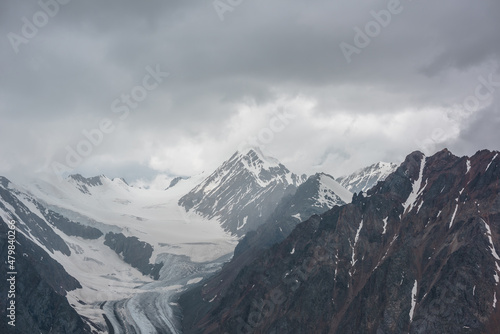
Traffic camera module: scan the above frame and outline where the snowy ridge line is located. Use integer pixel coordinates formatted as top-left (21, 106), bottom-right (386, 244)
top-left (337, 162), bottom-right (398, 193)
top-left (486, 153), bottom-right (499, 172)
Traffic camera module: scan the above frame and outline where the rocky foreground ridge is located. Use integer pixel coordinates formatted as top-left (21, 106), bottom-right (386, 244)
top-left (180, 149), bottom-right (500, 333)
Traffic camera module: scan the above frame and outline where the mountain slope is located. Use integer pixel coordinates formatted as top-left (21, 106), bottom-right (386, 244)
top-left (0, 178), bottom-right (91, 333)
top-left (337, 161), bottom-right (398, 194)
top-left (0, 173), bottom-right (237, 333)
top-left (179, 172), bottom-right (353, 331)
top-left (234, 172), bottom-right (352, 256)
top-left (179, 148), bottom-right (307, 235)
top-left (182, 149), bottom-right (500, 333)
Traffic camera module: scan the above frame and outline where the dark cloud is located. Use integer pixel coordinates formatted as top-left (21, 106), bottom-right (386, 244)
top-left (1, 0), bottom-right (499, 180)
top-left (449, 101), bottom-right (500, 157)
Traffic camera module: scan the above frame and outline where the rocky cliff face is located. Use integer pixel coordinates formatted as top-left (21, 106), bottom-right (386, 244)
top-left (234, 172), bottom-right (351, 257)
top-left (104, 232), bottom-right (163, 279)
top-left (180, 149), bottom-right (500, 333)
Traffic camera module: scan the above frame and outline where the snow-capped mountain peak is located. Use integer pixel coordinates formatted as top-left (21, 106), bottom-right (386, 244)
top-left (179, 150), bottom-right (306, 235)
top-left (237, 147), bottom-right (280, 172)
top-left (337, 161), bottom-right (398, 194)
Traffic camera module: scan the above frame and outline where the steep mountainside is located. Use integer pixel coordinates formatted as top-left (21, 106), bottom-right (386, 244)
top-left (234, 173), bottom-right (352, 257)
top-left (0, 178), bottom-right (91, 333)
top-left (179, 148), bottom-right (307, 235)
top-left (179, 172), bottom-right (353, 331)
top-left (181, 149), bottom-right (500, 334)
top-left (338, 161), bottom-right (398, 194)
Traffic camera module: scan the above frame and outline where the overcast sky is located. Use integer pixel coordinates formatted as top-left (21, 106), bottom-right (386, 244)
top-left (1, 0), bottom-right (500, 183)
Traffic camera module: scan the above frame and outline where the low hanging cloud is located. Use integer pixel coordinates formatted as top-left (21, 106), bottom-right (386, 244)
top-left (1, 0), bottom-right (499, 181)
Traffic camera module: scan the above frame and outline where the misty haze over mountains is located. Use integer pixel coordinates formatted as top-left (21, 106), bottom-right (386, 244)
top-left (0, 147), bottom-right (396, 333)
top-left (1, 147), bottom-right (500, 333)
top-left (2, 1), bottom-right (500, 333)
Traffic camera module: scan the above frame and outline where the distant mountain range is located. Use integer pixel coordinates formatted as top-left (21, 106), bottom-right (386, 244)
top-left (178, 148), bottom-right (395, 236)
top-left (180, 149), bottom-right (500, 334)
top-left (5, 147), bottom-right (494, 333)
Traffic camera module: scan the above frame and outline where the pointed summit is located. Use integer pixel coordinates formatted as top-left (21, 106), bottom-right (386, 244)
top-left (179, 150), bottom-right (306, 235)
top-left (237, 147), bottom-right (280, 167)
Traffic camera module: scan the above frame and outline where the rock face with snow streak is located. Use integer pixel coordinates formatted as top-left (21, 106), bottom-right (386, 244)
top-left (337, 161), bottom-right (398, 194)
top-left (234, 172), bottom-right (352, 257)
top-left (181, 149), bottom-right (500, 334)
top-left (179, 148), bottom-right (307, 235)
top-left (179, 172), bottom-right (353, 321)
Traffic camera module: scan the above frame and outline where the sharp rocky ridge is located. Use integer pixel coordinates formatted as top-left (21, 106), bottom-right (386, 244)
top-left (179, 148), bottom-right (500, 333)
top-left (178, 148), bottom-right (309, 235)
top-left (4, 147), bottom-right (497, 333)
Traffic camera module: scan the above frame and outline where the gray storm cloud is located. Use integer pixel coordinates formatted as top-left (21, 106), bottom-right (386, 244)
top-left (1, 0), bottom-right (499, 180)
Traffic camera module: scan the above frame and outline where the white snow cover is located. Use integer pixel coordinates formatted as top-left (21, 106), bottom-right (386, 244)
top-left (3, 173), bottom-right (238, 333)
top-left (237, 216), bottom-right (248, 230)
top-left (351, 219), bottom-right (363, 268)
top-left (319, 174), bottom-right (353, 204)
top-left (241, 146), bottom-right (280, 169)
top-left (187, 277), bottom-right (203, 285)
top-left (466, 159), bottom-right (471, 174)
top-left (403, 156), bottom-right (427, 214)
top-left (486, 153), bottom-right (499, 171)
top-left (409, 280), bottom-right (418, 322)
top-left (21, 173), bottom-right (237, 263)
top-left (449, 202), bottom-right (459, 229)
top-left (354, 219), bottom-right (363, 244)
top-left (481, 219), bottom-right (500, 261)
top-left (338, 161), bottom-right (398, 193)
top-left (382, 217), bottom-right (388, 235)
top-left (237, 147), bottom-right (287, 188)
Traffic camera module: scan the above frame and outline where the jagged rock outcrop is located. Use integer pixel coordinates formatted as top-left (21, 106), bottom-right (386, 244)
top-left (104, 232), bottom-right (163, 279)
top-left (43, 209), bottom-right (103, 239)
